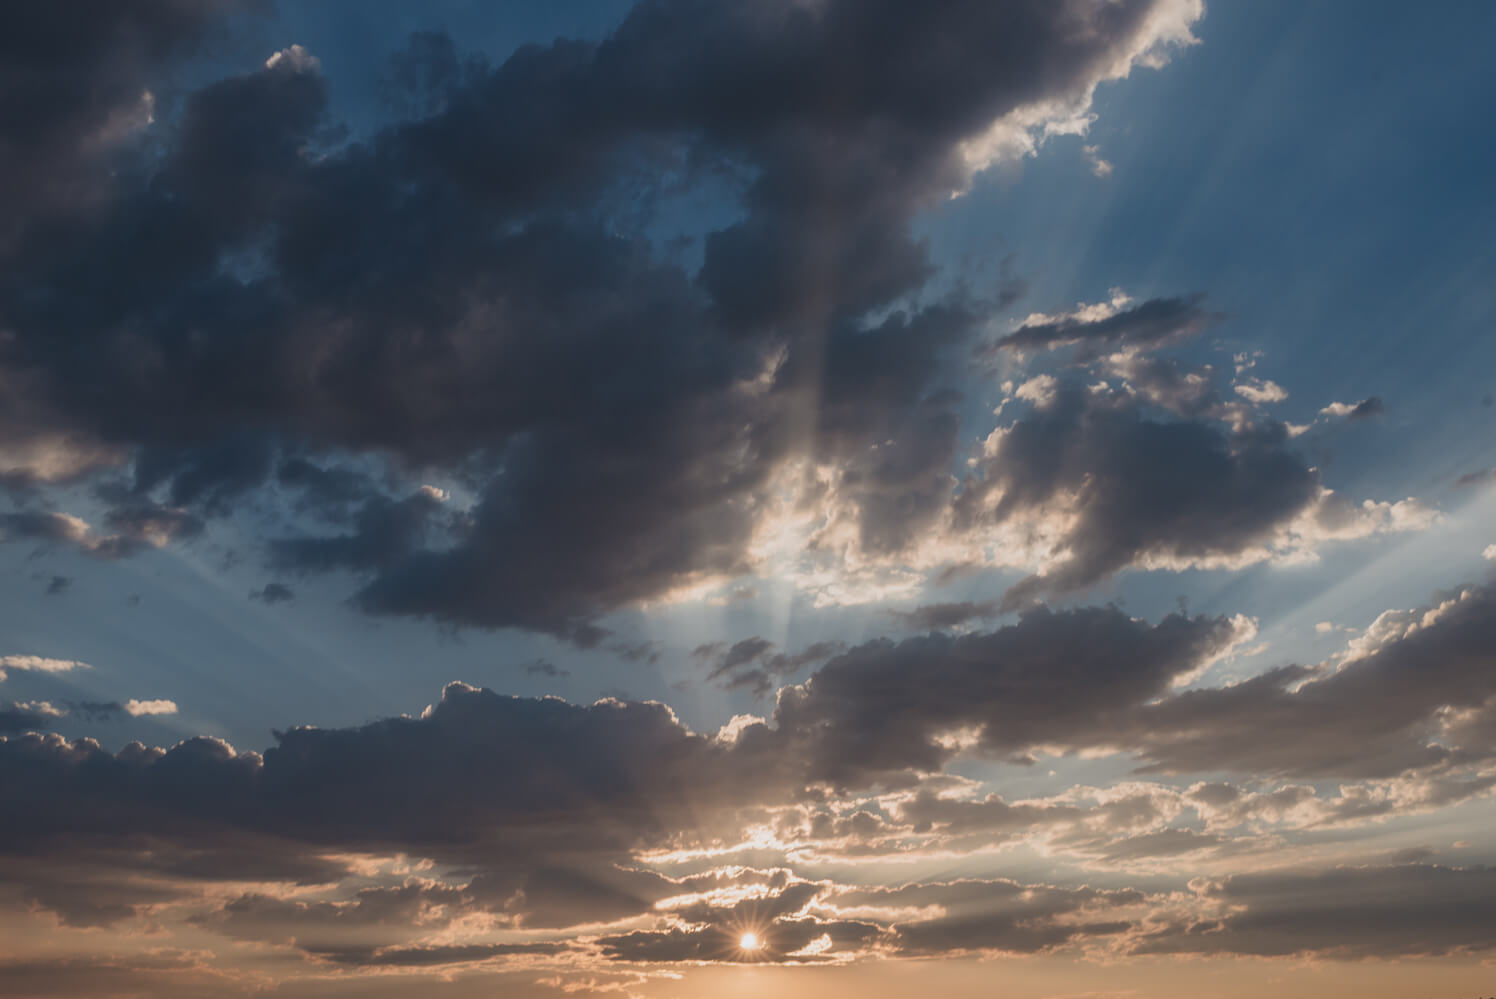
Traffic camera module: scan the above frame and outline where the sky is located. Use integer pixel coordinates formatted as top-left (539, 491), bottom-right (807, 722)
top-left (1, 1), bottom-right (1495, 996)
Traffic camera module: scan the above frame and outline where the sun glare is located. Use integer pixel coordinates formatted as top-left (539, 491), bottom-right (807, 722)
top-left (739, 932), bottom-right (761, 951)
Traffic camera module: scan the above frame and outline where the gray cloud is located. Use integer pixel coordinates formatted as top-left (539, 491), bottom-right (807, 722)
top-left (0, 703), bottom-right (56, 734)
top-left (249, 582), bottom-right (295, 604)
top-left (1134, 864), bottom-right (1496, 958)
top-left (992, 295), bottom-right (1221, 360)
top-left (837, 878), bottom-right (1140, 956)
top-left (0, 0), bottom-right (1212, 640)
top-left (885, 599), bottom-right (1002, 631)
top-left (1122, 582), bottom-right (1496, 778)
top-left (774, 604), bottom-right (1245, 784)
top-left (696, 638), bottom-right (845, 697)
top-left (955, 382), bottom-right (1320, 608)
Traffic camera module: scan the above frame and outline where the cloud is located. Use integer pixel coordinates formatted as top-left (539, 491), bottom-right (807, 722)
top-left (0, 0), bottom-right (262, 244)
top-left (525, 659), bottom-right (571, 679)
top-left (1319, 396), bottom-right (1384, 421)
top-left (993, 294), bottom-right (1220, 359)
top-left (957, 383), bottom-right (1322, 607)
top-left (1119, 582), bottom-right (1496, 777)
top-left (0, 682), bottom-right (803, 930)
top-left (1134, 864), bottom-right (1496, 958)
top-left (249, 582), bottom-right (295, 604)
top-left (695, 638), bottom-right (845, 696)
top-left (0, 506), bottom-right (200, 559)
top-left (839, 878), bottom-right (1140, 956)
top-left (0, 703), bottom-right (59, 734)
top-left (0, 594), bottom-right (1490, 971)
top-left (123, 698), bottom-right (177, 717)
top-left (773, 604), bottom-right (1249, 784)
top-left (598, 880), bottom-right (883, 964)
top-left (59, 698), bottom-right (180, 722)
top-left (1233, 378), bottom-right (1288, 405)
top-left (886, 599), bottom-right (1003, 631)
top-left (0, 655), bottom-right (90, 683)
top-left (0, 0), bottom-right (1209, 640)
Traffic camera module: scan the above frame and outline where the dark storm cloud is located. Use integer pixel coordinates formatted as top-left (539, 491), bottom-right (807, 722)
top-left (1134, 864), bottom-right (1496, 958)
top-left (956, 382), bottom-right (1320, 608)
top-left (774, 604), bottom-right (1245, 784)
top-left (992, 295), bottom-right (1221, 360)
top-left (0, 0), bottom-right (1203, 637)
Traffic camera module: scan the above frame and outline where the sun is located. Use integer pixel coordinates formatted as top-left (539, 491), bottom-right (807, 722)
top-left (739, 931), bottom-right (762, 951)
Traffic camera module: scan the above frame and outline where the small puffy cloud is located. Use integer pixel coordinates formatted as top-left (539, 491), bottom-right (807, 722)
top-left (123, 699), bottom-right (178, 717)
top-left (1233, 378), bottom-right (1288, 404)
top-left (1082, 144), bottom-right (1113, 177)
top-left (264, 44), bottom-right (320, 74)
top-left (1319, 396), bottom-right (1384, 421)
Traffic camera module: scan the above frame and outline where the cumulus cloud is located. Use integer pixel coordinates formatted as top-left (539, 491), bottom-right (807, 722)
top-left (0, 0), bottom-right (1224, 640)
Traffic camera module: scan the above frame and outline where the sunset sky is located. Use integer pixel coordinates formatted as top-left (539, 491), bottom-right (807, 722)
top-left (2, 1), bottom-right (1495, 996)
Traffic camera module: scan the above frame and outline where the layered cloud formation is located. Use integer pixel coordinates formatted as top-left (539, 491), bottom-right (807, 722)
top-left (1, 1), bottom-right (1491, 996)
